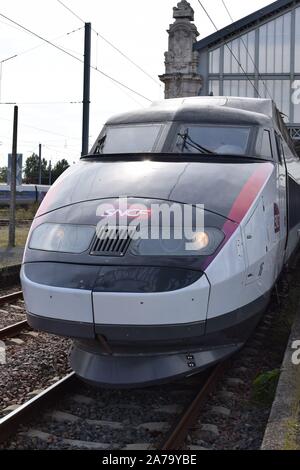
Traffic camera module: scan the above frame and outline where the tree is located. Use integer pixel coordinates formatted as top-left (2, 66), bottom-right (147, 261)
top-left (0, 166), bottom-right (8, 184)
top-left (51, 159), bottom-right (70, 183)
top-left (24, 153), bottom-right (48, 184)
top-left (23, 154), bottom-right (70, 185)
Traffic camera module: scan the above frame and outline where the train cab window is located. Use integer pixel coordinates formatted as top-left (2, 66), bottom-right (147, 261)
top-left (275, 133), bottom-right (284, 164)
top-left (260, 130), bottom-right (273, 159)
top-left (94, 124), bottom-right (163, 154)
top-left (175, 125), bottom-right (251, 156)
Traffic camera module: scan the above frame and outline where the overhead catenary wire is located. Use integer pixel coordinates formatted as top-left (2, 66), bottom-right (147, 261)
top-left (0, 138), bottom-right (81, 161)
top-left (0, 26), bottom-right (84, 64)
top-left (0, 12), bottom-right (152, 103)
top-left (0, 101), bottom-right (82, 105)
top-left (91, 28), bottom-right (162, 87)
top-left (196, 0), bottom-right (261, 98)
top-left (43, 144), bottom-right (77, 157)
top-left (56, 0), bottom-right (85, 23)
top-left (91, 64), bottom-right (152, 102)
top-left (108, 81), bottom-right (148, 108)
top-left (221, 0), bottom-right (234, 22)
top-left (0, 54), bottom-right (18, 65)
top-left (0, 115), bottom-right (80, 140)
top-left (221, 0), bottom-right (273, 101)
top-left (0, 17), bottom-right (28, 34)
top-left (0, 13), bottom-right (83, 63)
top-left (56, 0), bottom-right (161, 87)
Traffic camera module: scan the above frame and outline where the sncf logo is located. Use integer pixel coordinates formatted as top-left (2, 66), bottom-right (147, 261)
top-left (100, 208), bottom-right (151, 218)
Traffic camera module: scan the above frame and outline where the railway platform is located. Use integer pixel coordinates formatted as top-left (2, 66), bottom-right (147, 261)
top-left (0, 247), bottom-right (23, 269)
top-left (261, 304), bottom-right (300, 450)
top-left (0, 260), bottom-right (21, 287)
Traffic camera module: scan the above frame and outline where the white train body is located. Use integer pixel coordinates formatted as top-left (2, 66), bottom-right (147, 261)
top-left (21, 97), bottom-right (300, 386)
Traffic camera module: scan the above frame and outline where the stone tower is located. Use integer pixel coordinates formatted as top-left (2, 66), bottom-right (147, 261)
top-left (159, 1), bottom-right (202, 99)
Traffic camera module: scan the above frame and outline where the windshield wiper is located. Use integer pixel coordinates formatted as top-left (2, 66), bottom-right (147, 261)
top-left (93, 134), bottom-right (107, 154)
top-left (177, 130), bottom-right (217, 155)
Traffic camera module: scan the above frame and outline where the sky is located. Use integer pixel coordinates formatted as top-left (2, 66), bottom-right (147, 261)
top-left (0, 0), bottom-right (274, 168)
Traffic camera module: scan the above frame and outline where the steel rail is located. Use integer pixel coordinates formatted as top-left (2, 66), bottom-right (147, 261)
top-left (160, 362), bottom-right (227, 450)
top-left (0, 320), bottom-right (28, 340)
top-left (0, 372), bottom-right (77, 444)
top-left (0, 291), bottom-right (23, 307)
top-left (0, 291), bottom-right (28, 339)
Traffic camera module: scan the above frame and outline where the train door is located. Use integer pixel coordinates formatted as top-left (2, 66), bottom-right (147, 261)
top-left (244, 196), bottom-right (270, 294)
top-left (274, 133), bottom-right (288, 270)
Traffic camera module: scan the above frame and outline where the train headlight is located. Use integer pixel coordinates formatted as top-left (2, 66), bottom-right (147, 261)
top-left (189, 231), bottom-right (210, 250)
top-left (130, 228), bottom-right (224, 256)
top-left (29, 223), bottom-right (95, 253)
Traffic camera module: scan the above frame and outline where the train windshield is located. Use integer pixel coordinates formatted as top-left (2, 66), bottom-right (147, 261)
top-left (175, 125), bottom-right (251, 156)
top-left (95, 124), bottom-right (163, 154)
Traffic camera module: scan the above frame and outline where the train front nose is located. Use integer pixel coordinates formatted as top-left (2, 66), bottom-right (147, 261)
top-left (20, 198), bottom-right (235, 387)
top-left (21, 262), bottom-right (217, 387)
top-left (20, 263), bottom-right (96, 338)
top-left (71, 267), bottom-right (213, 387)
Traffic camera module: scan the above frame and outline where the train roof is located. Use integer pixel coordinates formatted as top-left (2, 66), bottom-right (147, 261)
top-left (106, 96), bottom-right (278, 128)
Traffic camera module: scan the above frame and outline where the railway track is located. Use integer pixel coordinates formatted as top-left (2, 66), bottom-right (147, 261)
top-left (0, 291), bottom-right (29, 339)
top-left (0, 261), bottom-right (298, 450)
top-left (0, 373), bottom-right (77, 445)
top-left (0, 364), bottom-right (226, 450)
top-left (161, 362), bottom-right (227, 450)
top-left (0, 288), bottom-right (229, 450)
top-left (0, 320), bottom-right (29, 340)
top-left (0, 291), bottom-right (23, 307)
top-left (0, 283), bottom-right (296, 451)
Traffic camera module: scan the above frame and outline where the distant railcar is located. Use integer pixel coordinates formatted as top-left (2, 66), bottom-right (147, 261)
top-left (0, 184), bottom-right (50, 206)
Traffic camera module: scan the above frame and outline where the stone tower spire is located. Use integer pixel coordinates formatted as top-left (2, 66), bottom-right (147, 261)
top-left (159, 1), bottom-right (202, 99)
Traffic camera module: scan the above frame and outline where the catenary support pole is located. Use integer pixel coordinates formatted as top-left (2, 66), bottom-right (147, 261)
top-left (48, 160), bottom-right (52, 185)
top-left (38, 143), bottom-right (42, 184)
top-left (8, 105), bottom-right (18, 247)
top-left (81, 22), bottom-right (91, 156)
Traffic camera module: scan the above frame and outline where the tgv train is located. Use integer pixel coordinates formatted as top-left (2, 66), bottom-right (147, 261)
top-left (0, 184), bottom-right (50, 206)
top-left (21, 97), bottom-right (300, 387)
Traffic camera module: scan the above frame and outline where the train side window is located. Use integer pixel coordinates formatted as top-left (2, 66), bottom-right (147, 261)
top-left (260, 130), bottom-right (273, 159)
top-left (275, 133), bottom-right (284, 164)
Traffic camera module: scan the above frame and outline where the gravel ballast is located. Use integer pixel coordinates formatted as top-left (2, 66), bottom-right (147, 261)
top-left (0, 297), bottom-right (26, 329)
top-left (2, 377), bottom-right (205, 450)
top-left (1, 262), bottom-right (300, 450)
top-left (187, 261), bottom-right (300, 450)
top-left (0, 285), bottom-right (21, 297)
top-left (0, 332), bottom-right (71, 417)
